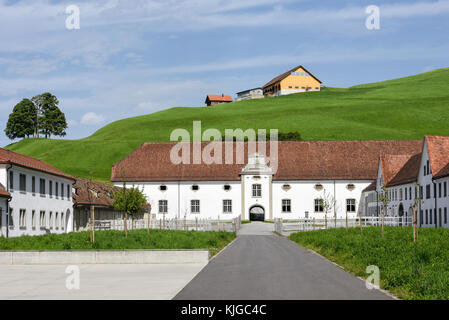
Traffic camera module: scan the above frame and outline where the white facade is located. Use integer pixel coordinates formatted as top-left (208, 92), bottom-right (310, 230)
top-left (235, 88), bottom-right (264, 101)
top-left (365, 138), bottom-right (449, 228)
top-left (0, 164), bottom-right (74, 238)
top-left (114, 154), bottom-right (370, 221)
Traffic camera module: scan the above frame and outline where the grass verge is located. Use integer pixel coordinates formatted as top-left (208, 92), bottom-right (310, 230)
top-left (289, 226), bottom-right (449, 300)
top-left (0, 229), bottom-right (236, 257)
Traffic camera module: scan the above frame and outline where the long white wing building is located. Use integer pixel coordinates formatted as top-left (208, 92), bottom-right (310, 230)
top-left (0, 148), bottom-right (75, 237)
top-left (111, 140), bottom-right (423, 221)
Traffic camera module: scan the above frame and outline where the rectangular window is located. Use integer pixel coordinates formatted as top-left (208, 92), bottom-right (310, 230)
top-left (40, 211), bottom-right (46, 229)
top-left (61, 183), bottom-right (64, 199)
top-left (61, 213), bottom-right (64, 230)
top-left (445, 208), bottom-right (447, 224)
top-left (158, 200), bottom-right (168, 213)
top-left (427, 160), bottom-right (430, 175)
top-left (55, 212), bottom-right (59, 229)
top-left (191, 200), bottom-right (200, 213)
top-left (346, 199), bottom-right (356, 212)
top-left (49, 181), bottom-right (53, 197)
top-left (426, 184), bottom-right (431, 199)
top-left (430, 209), bottom-right (433, 224)
top-left (67, 185), bottom-right (71, 200)
top-left (405, 188), bottom-right (407, 201)
top-left (40, 179), bottom-right (46, 196)
top-left (56, 182), bottom-right (59, 198)
top-left (439, 183), bottom-right (442, 198)
top-left (19, 174), bottom-right (26, 192)
top-left (32, 210), bottom-right (36, 229)
top-left (223, 200), bottom-right (232, 213)
top-left (49, 212), bottom-right (53, 229)
top-left (8, 208), bottom-right (13, 226)
top-left (282, 199), bottom-right (291, 213)
top-left (32, 176), bottom-right (36, 194)
top-left (252, 184), bottom-right (262, 197)
top-left (445, 182), bottom-right (448, 197)
top-left (19, 209), bottom-right (26, 229)
top-left (9, 171), bottom-right (13, 190)
top-left (425, 209), bottom-right (428, 224)
top-left (314, 199), bottom-right (324, 212)
top-left (399, 189), bottom-right (403, 201)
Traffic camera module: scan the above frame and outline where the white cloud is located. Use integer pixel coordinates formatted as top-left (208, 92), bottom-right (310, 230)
top-left (80, 112), bottom-right (105, 125)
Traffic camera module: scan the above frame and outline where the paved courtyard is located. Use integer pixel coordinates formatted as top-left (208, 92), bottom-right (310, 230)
top-left (0, 263), bottom-right (206, 300)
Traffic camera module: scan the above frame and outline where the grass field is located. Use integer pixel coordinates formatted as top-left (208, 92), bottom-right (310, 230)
top-left (5, 68), bottom-right (449, 182)
top-left (289, 227), bottom-right (449, 300)
top-left (0, 229), bottom-right (236, 256)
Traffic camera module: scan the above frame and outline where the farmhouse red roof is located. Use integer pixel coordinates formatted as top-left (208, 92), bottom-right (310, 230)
top-left (111, 140), bottom-right (423, 182)
top-left (380, 153), bottom-right (421, 187)
top-left (425, 136), bottom-right (449, 179)
top-left (73, 178), bottom-right (121, 208)
top-left (0, 148), bottom-right (75, 181)
top-left (206, 95), bottom-right (233, 102)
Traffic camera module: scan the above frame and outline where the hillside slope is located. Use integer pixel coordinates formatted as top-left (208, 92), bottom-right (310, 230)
top-left (5, 68), bottom-right (449, 183)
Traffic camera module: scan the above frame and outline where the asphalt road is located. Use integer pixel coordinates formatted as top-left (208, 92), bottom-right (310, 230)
top-left (174, 222), bottom-right (392, 300)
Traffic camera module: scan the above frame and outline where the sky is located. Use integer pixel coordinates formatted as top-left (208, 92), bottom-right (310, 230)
top-left (0, 0), bottom-right (448, 146)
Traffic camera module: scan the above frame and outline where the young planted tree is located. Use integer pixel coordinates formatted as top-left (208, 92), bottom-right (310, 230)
top-left (319, 189), bottom-right (336, 229)
top-left (378, 186), bottom-right (391, 237)
top-left (411, 182), bottom-right (424, 243)
top-left (112, 182), bottom-right (147, 238)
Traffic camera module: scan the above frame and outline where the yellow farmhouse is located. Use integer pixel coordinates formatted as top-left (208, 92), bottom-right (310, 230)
top-left (262, 65), bottom-right (322, 97)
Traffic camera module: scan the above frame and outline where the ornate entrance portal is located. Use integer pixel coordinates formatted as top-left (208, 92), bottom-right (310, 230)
top-left (249, 205), bottom-right (265, 221)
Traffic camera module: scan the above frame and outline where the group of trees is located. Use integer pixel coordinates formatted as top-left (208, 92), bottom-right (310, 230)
top-left (5, 92), bottom-right (68, 140)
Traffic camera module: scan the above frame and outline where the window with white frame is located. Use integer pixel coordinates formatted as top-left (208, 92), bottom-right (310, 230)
top-left (191, 200), bottom-right (200, 213)
top-left (67, 184), bottom-right (71, 200)
top-left (61, 212), bottom-right (64, 230)
top-left (8, 208), bottom-right (13, 226)
top-left (32, 176), bottom-right (36, 194)
top-left (49, 181), bottom-right (53, 197)
top-left (159, 200), bottom-right (168, 213)
top-left (32, 210), bottom-right (36, 229)
top-left (55, 212), bottom-right (59, 229)
top-left (314, 199), bottom-right (324, 212)
top-left (282, 199), bottom-right (291, 213)
top-left (56, 182), bottom-right (59, 198)
top-left (19, 209), bottom-right (26, 229)
top-left (49, 212), bottom-right (53, 229)
top-left (223, 200), bottom-right (232, 213)
top-left (346, 199), bottom-right (356, 212)
top-left (9, 171), bottom-right (14, 190)
top-left (40, 178), bottom-right (45, 196)
top-left (252, 184), bottom-right (262, 197)
top-left (19, 174), bottom-right (26, 192)
top-left (40, 211), bottom-right (45, 229)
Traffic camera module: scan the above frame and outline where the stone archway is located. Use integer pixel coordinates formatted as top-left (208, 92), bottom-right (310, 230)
top-left (249, 205), bottom-right (265, 221)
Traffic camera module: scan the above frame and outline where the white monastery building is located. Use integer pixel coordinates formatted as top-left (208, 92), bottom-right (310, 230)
top-left (0, 148), bottom-right (75, 238)
top-left (111, 140), bottom-right (423, 222)
top-left (363, 136), bottom-right (449, 228)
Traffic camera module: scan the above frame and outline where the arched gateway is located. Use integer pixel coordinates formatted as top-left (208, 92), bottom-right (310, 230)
top-left (249, 205), bottom-right (265, 221)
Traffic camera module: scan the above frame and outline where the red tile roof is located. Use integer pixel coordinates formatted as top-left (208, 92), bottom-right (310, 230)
top-left (205, 95), bottom-right (233, 103)
top-left (425, 136), bottom-right (449, 179)
top-left (73, 178), bottom-right (121, 208)
top-left (0, 183), bottom-right (11, 198)
top-left (262, 65), bottom-right (322, 89)
top-left (0, 148), bottom-right (75, 181)
top-left (73, 178), bottom-right (150, 212)
top-left (111, 140), bottom-right (423, 182)
top-left (380, 153), bottom-right (421, 187)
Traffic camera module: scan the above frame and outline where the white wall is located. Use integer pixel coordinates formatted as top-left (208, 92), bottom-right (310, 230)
top-left (0, 165), bottom-right (74, 237)
top-left (115, 179), bottom-right (371, 221)
top-left (116, 181), bottom-right (242, 220)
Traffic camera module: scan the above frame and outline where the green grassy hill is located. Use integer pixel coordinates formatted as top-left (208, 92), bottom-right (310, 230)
top-left (5, 67), bottom-right (449, 183)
